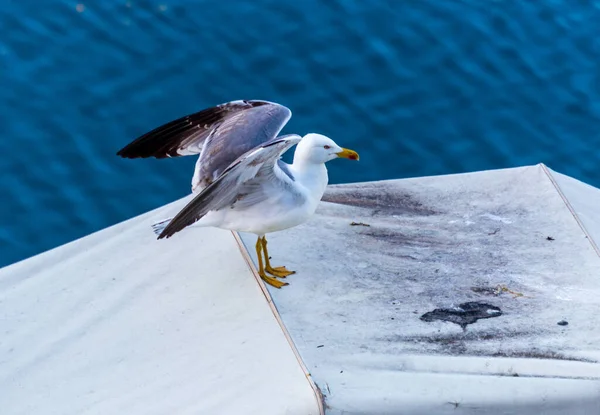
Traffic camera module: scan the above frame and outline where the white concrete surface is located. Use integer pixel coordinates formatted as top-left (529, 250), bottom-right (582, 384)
top-left (0, 197), bottom-right (320, 415)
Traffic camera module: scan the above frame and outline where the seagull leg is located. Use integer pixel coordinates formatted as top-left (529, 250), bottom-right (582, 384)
top-left (261, 236), bottom-right (296, 278)
top-left (255, 237), bottom-right (288, 288)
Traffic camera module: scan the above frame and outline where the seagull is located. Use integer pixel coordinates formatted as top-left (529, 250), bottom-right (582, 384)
top-left (117, 100), bottom-right (359, 288)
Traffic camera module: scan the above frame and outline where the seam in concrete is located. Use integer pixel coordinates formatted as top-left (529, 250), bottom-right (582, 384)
top-left (232, 231), bottom-right (325, 415)
top-left (540, 163), bottom-right (600, 258)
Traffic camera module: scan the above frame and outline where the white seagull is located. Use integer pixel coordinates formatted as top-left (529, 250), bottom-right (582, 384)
top-left (117, 100), bottom-right (359, 288)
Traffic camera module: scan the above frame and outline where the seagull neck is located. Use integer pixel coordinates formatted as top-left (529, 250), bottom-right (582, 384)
top-left (290, 160), bottom-right (329, 197)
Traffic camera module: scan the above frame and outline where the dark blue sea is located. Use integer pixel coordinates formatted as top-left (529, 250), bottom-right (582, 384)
top-left (1, 0), bottom-right (599, 267)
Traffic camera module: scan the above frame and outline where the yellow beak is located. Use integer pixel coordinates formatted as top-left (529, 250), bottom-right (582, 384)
top-left (336, 148), bottom-right (359, 161)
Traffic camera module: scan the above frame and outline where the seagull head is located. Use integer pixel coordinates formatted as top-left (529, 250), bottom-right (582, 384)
top-left (296, 133), bottom-right (360, 164)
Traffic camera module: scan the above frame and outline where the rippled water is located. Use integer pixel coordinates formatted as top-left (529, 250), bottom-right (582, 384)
top-left (1, 1), bottom-right (599, 267)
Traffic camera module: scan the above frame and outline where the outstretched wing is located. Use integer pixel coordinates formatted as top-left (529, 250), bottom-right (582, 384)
top-left (158, 134), bottom-right (302, 239)
top-left (117, 100), bottom-right (292, 189)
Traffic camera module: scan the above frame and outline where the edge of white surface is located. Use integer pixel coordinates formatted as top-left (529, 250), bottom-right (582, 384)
top-left (324, 369), bottom-right (600, 415)
top-left (543, 164), bottom-right (600, 257)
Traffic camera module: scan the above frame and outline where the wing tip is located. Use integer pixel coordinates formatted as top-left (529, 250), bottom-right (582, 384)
top-left (116, 145), bottom-right (171, 159)
top-left (157, 226), bottom-right (171, 239)
top-left (116, 148), bottom-right (133, 158)
top-left (157, 225), bottom-right (177, 240)
top-left (116, 144), bottom-right (141, 159)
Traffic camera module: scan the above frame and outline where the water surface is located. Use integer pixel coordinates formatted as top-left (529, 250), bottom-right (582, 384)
top-left (1, 0), bottom-right (599, 266)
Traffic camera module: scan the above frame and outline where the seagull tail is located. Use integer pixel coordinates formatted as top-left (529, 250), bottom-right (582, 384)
top-left (151, 218), bottom-right (172, 236)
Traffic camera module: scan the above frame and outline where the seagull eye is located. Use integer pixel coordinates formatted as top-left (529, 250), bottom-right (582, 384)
top-left (324, 145), bottom-right (331, 149)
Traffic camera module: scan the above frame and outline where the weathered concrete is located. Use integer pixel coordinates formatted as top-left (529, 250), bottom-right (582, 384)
top-left (240, 164), bottom-right (600, 414)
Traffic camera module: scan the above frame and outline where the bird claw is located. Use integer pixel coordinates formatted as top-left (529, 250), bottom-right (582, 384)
top-left (259, 273), bottom-right (289, 288)
top-left (266, 266), bottom-right (296, 278)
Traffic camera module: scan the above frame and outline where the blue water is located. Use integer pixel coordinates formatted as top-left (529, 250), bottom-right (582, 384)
top-left (1, 0), bottom-right (599, 267)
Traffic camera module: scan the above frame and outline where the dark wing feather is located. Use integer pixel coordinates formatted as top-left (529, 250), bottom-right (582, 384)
top-left (158, 135), bottom-right (301, 239)
top-left (116, 100), bottom-right (291, 160)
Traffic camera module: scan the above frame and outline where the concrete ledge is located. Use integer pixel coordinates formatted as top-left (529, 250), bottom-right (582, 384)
top-left (2, 164), bottom-right (599, 414)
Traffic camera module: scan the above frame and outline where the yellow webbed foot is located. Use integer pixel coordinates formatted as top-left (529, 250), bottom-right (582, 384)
top-left (256, 235), bottom-right (292, 288)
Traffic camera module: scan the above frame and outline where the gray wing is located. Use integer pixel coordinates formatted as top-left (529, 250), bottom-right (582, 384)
top-left (117, 99), bottom-right (292, 188)
top-left (158, 134), bottom-right (302, 239)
